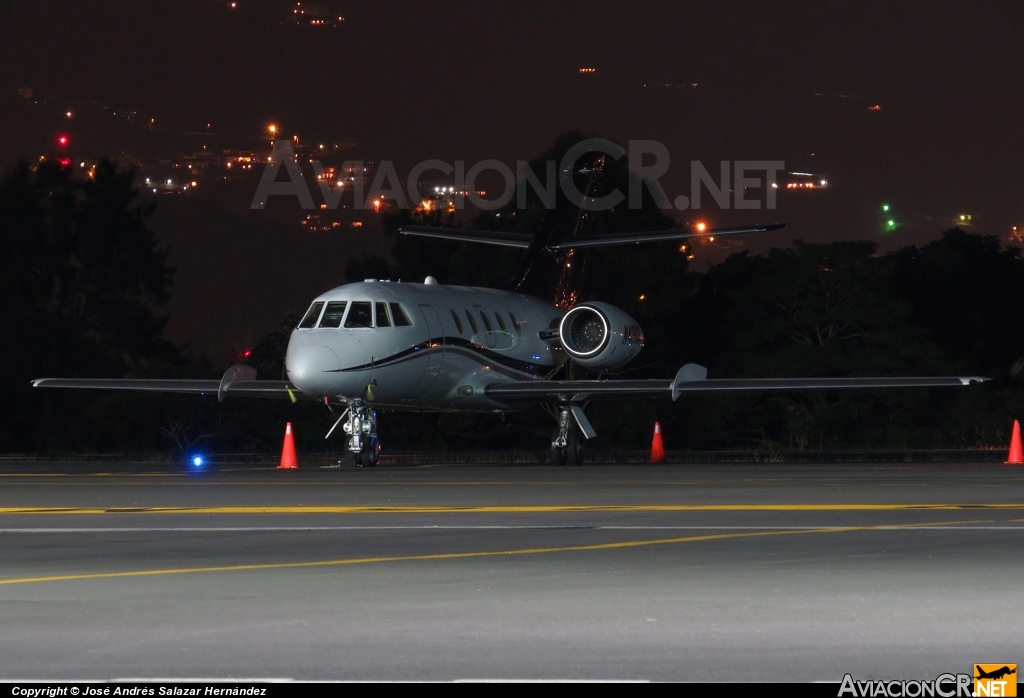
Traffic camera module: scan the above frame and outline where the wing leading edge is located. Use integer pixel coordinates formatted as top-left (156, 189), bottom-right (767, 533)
top-left (32, 365), bottom-right (305, 401)
top-left (483, 364), bottom-right (988, 403)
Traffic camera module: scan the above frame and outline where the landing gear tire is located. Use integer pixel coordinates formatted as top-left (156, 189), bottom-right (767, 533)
top-left (551, 427), bottom-right (585, 466)
top-left (350, 437), bottom-right (380, 467)
top-left (363, 437), bottom-right (380, 467)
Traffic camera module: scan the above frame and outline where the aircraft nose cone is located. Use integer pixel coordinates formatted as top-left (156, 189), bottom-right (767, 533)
top-left (286, 344), bottom-right (342, 394)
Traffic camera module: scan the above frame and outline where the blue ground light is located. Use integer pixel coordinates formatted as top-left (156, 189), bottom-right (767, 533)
top-left (188, 454), bottom-right (206, 470)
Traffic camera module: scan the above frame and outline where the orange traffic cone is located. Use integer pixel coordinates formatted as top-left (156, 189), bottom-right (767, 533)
top-left (650, 422), bottom-right (666, 463)
top-left (278, 422), bottom-right (299, 469)
top-left (1006, 420), bottom-right (1023, 465)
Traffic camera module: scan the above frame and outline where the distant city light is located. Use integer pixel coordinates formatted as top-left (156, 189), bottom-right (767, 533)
top-left (65, 111), bottom-right (73, 118)
top-left (695, 221), bottom-right (708, 233)
top-left (882, 204), bottom-right (890, 212)
top-left (578, 67), bottom-right (596, 74)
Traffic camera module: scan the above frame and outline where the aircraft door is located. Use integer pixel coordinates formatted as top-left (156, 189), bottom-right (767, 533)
top-left (413, 304), bottom-right (445, 394)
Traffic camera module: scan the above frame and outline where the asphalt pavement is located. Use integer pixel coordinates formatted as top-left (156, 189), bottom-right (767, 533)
top-left (1, 461), bottom-right (1021, 681)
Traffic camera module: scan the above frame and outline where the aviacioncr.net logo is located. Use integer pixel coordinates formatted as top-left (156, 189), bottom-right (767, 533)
top-left (838, 673), bottom-right (973, 697)
top-left (974, 665), bottom-right (1017, 697)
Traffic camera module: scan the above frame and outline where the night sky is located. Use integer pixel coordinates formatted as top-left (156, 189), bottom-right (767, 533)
top-left (3, 0), bottom-right (1022, 361)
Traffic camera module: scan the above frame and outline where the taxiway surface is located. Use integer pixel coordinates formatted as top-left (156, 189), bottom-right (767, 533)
top-left (1, 462), bottom-right (1021, 681)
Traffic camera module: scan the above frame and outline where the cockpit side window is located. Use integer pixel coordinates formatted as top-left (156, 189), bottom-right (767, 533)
top-left (375, 302), bottom-right (391, 327)
top-left (509, 312), bottom-right (521, 336)
top-left (494, 311), bottom-right (507, 332)
top-left (451, 309), bottom-right (463, 334)
top-left (298, 302), bottom-right (325, 328)
top-left (478, 310), bottom-right (493, 332)
top-left (344, 301), bottom-right (373, 328)
top-left (390, 303), bottom-right (412, 326)
top-left (318, 301), bottom-right (348, 328)
top-left (465, 310), bottom-right (478, 333)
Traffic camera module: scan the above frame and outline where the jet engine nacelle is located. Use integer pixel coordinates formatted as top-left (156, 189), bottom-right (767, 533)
top-left (558, 302), bottom-right (644, 369)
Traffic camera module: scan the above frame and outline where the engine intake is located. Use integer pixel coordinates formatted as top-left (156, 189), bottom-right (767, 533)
top-left (558, 302), bottom-right (644, 369)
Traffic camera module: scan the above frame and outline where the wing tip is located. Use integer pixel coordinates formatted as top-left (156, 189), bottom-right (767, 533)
top-left (961, 376), bottom-right (990, 385)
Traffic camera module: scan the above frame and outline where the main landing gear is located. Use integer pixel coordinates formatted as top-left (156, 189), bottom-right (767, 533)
top-left (551, 406), bottom-right (586, 466)
top-left (338, 404), bottom-right (380, 467)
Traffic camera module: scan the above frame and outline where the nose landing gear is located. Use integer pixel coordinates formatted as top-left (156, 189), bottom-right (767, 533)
top-left (340, 404), bottom-right (380, 467)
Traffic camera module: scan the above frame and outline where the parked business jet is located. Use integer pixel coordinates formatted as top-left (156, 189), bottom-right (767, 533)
top-left (33, 157), bottom-right (986, 465)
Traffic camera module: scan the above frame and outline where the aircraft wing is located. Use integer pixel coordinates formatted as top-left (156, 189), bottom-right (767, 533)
top-left (397, 225), bottom-right (533, 248)
top-left (32, 365), bottom-right (307, 402)
top-left (484, 364), bottom-right (988, 403)
top-left (546, 223), bottom-right (787, 250)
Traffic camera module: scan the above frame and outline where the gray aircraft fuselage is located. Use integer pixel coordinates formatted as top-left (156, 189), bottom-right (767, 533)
top-left (285, 280), bottom-right (566, 410)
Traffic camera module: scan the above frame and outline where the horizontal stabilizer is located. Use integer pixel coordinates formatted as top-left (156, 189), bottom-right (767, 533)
top-left (398, 225), bottom-right (533, 248)
top-left (546, 224), bottom-right (787, 250)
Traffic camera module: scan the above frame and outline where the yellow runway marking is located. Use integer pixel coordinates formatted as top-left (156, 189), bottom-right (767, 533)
top-left (0, 519), bottom-right (986, 586)
top-left (0, 480), bottom-right (714, 487)
top-left (0, 504), bottom-right (1023, 515)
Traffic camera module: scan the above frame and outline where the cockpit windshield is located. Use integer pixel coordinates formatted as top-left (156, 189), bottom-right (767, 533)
top-left (318, 301), bottom-right (348, 328)
top-left (298, 302), bottom-right (324, 328)
top-left (300, 299), bottom-right (412, 329)
top-left (344, 301), bottom-right (373, 328)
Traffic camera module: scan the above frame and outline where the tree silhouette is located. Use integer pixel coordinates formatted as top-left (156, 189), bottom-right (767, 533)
top-left (0, 159), bottom-right (178, 452)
